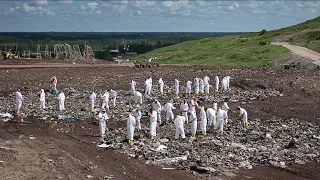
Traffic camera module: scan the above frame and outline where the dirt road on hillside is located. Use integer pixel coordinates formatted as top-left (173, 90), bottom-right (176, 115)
top-left (271, 42), bottom-right (320, 66)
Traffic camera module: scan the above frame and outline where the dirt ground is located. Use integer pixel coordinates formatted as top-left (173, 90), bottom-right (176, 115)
top-left (0, 64), bottom-right (320, 180)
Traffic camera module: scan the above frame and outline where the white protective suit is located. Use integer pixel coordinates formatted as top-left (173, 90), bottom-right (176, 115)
top-left (226, 76), bottom-right (231, 90)
top-left (130, 80), bottom-right (136, 94)
top-left (57, 92), bottom-right (65, 111)
top-left (152, 100), bottom-right (162, 124)
top-left (164, 102), bottom-right (176, 121)
top-left (222, 102), bottom-right (229, 124)
top-left (199, 78), bottom-right (204, 94)
top-left (215, 76), bottom-right (219, 92)
top-left (147, 77), bottom-right (153, 95)
top-left (150, 110), bottom-right (158, 136)
top-left (40, 89), bottom-right (46, 109)
top-left (186, 80), bottom-right (192, 95)
top-left (174, 79), bottom-right (180, 96)
top-left (206, 108), bottom-right (216, 127)
top-left (98, 111), bottom-right (109, 136)
top-left (199, 107), bottom-right (207, 134)
top-left (239, 107), bottom-right (248, 124)
top-left (127, 114), bottom-right (136, 140)
top-left (189, 111), bottom-right (197, 136)
top-left (180, 101), bottom-right (189, 123)
top-left (204, 76), bottom-right (210, 94)
top-left (133, 109), bottom-right (142, 130)
top-left (189, 99), bottom-right (198, 113)
top-left (89, 92), bottom-right (96, 110)
top-left (215, 108), bottom-right (226, 133)
top-left (145, 78), bottom-right (151, 95)
top-left (194, 78), bottom-right (200, 95)
top-left (158, 78), bottom-right (164, 95)
top-left (175, 115), bottom-right (186, 139)
top-left (109, 89), bottom-right (117, 107)
top-left (221, 77), bottom-right (227, 91)
top-left (213, 102), bottom-right (218, 111)
top-left (15, 91), bottom-right (23, 111)
top-left (101, 91), bottom-right (110, 110)
top-left (134, 91), bottom-right (143, 104)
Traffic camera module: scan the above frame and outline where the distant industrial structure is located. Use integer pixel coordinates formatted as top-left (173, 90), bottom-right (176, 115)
top-left (0, 43), bottom-right (95, 60)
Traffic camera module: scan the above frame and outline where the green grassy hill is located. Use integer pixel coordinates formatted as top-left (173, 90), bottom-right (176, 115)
top-left (133, 16), bottom-right (320, 66)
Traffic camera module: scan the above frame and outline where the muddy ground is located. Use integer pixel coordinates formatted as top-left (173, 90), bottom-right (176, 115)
top-left (0, 64), bottom-right (320, 180)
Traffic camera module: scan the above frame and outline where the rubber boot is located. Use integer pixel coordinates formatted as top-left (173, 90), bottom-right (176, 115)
top-left (202, 130), bottom-right (206, 135)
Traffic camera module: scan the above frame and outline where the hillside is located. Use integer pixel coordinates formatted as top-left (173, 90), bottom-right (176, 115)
top-left (133, 16), bottom-right (320, 66)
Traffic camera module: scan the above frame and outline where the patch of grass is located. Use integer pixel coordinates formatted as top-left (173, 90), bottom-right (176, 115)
top-left (134, 35), bottom-right (289, 66)
top-left (133, 16), bottom-right (320, 66)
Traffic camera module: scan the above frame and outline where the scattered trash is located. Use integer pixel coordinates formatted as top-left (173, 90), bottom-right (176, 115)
top-left (104, 175), bottom-right (114, 179)
top-left (190, 165), bottom-right (216, 174)
top-left (97, 143), bottom-right (111, 148)
top-left (29, 136), bottom-right (35, 140)
top-left (86, 175), bottom-right (93, 179)
top-left (162, 167), bottom-right (175, 170)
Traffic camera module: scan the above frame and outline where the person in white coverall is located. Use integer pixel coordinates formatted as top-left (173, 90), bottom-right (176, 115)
top-left (39, 89), bottom-right (46, 109)
top-left (101, 91), bottom-right (110, 111)
top-left (215, 76), bottom-right (219, 92)
top-left (215, 107), bottom-right (226, 134)
top-left (109, 89), bottom-right (117, 108)
top-left (238, 106), bottom-right (248, 127)
top-left (221, 77), bottom-right (227, 92)
top-left (145, 78), bottom-right (151, 95)
top-left (189, 98), bottom-right (198, 114)
top-left (189, 111), bottom-right (197, 137)
top-left (57, 92), bottom-right (65, 111)
top-left (204, 76), bottom-right (210, 94)
top-left (148, 76), bottom-right (153, 95)
top-left (186, 80), bottom-right (192, 95)
top-left (149, 109), bottom-right (158, 139)
top-left (175, 115), bottom-right (186, 140)
top-left (180, 100), bottom-right (189, 124)
top-left (206, 107), bottom-right (216, 128)
top-left (89, 91), bottom-right (96, 112)
top-left (15, 90), bottom-right (23, 113)
top-left (133, 108), bottom-right (142, 130)
top-left (164, 101), bottom-right (175, 122)
top-left (152, 100), bottom-right (162, 124)
top-left (213, 101), bottom-right (218, 111)
top-left (199, 106), bottom-right (207, 135)
top-left (134, 91), bottom-right (143, 104)
top-left (158, 78), bottom-right (164, 95)
top-left (175, 79), bottom-right (180, 96)
top-left (199, 78), bottom-right (204, 94)
top-left (127, 114), bottom-right (136, 145)
top-left (226, 76), bottom-right (231, 90)
top-left (130, 80), bottom-right (136, 95)
top-left (222, 99), bottom-right (229, 125)
top-left (194, 78), bottom-right (200, 95)
top-left (98, 108), bottom-right (109, 137)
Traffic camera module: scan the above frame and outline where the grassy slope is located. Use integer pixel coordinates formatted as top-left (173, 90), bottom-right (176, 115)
top-left (133, 16), bottom-right (320, 66)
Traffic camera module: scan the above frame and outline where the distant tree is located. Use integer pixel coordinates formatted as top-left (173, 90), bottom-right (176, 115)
top-left (259, 41), bottom-right (267, 45)
top-left (95, 50), bottom-right (113, 61)
top-left (259, 29), bottom-right (267, 35)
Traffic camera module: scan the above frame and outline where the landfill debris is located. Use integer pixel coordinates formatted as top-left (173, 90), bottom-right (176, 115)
top-left (86, 175), bottom-right (93, 179)
top-left (0, 68), bottom-right (319, 177)
top-left (162, 167), bottom-right (175, 170)
top-left (104, 175), bottom-right (114, 179)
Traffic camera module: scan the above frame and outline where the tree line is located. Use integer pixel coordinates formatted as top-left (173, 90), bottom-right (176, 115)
top-left (0, 32), bottom-right (246, 60)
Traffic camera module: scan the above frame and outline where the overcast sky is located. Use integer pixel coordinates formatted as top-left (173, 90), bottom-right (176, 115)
top-left (0, 0), bottom-right (319, 32)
